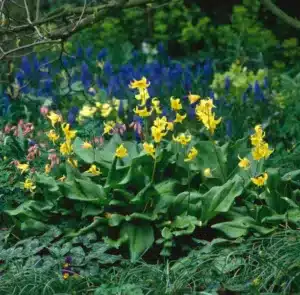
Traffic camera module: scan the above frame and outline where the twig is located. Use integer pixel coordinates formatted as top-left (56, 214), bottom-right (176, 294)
top-left (23, 0), bottom-right (44, 39)
top-left (261, 0), bottom-right (300, 30)
top-left (71, 0), bottom-right (87, 32)
top-left (35, 0), bottom-right (40, 20)
top-left (0, 39), bottom-right (61, 60)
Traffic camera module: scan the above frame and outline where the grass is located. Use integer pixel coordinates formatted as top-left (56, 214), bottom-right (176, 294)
top-left (1, 229), bottom-right (300, 295)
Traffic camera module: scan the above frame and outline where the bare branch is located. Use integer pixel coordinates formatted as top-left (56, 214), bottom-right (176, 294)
top-left (23, 0), bottom-right (44, 39)
top-left (261, 0), bottom-right (300, 30)
top-left (35, 0), bottom-right (40, 20)
top-left (0, 40), bottom-right (62, 60)
top-left (71, 0), bottom-right (87, 32)
top-left (0, 0), bottom-right (164, 62)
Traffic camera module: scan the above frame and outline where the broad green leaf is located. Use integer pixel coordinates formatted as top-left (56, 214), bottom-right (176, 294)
top-left (282, 169), bottom-right (300, 181)
top-left (73, 137), bottom-right (95, 163)
top-left (120, 223), bottom-right (154, 262)
top-left (35, 173), bottom-right (59, 192)
top-left (201, 175), bottom-right (244, 223)
top-left (212, 216), bottom-right (274, 238)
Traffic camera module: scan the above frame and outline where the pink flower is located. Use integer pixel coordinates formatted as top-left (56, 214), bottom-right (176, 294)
top-left (4, 124), bottom-right (12, 134)
top-left (48, 153), bottom-right (60, 168)
top-left (40, 106), bottom-right (49, 116)
top-left (10, 160), bottom-right (20, 166)
top-left (26, 144), bottom-right (40, 161)
top-left (93, 136), bottom-right (104, 145)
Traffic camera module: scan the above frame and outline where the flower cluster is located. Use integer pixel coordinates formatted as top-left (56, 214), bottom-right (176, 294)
top-left (61, 256), bottom-right (79, 280)
top-left (195, 98), bottom-right (222, 134)
top-left (250, 125), bottom-right (273, 161)
top-left (4, 120), bottom-right (34, 137)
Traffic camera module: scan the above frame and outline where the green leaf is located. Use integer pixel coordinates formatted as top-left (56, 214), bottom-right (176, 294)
top-left (162, 227), bottom-right (173, 239)
top-left (120, 223), bottom-right (154, 262)
top-left (73, 137), bottom-right (95, 163)
top-left (212, 216), bottom-right (274, 238)
top-left (63, 179), bottom-right (107, 204)
top-left (282, 169), bottom-right (300, 181)
top-left (35, 173), bottom-right (59, 192)
top-left (193, 141), bottom-right (228, 180)
top-left (201, 175), bottom-right (244, 223)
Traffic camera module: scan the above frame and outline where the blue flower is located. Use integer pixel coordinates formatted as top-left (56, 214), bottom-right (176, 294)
top-left (43, 79), bottom-right (53, 96)
top-left (81, 62), bottom-right (92, 89)
top-left (103, 61), bottom-right (113, 76)
top-left (21, 56), bottom-right (31, 76)
top-left (225, 76), bottom-right (230, 92)
top-left (15, 71), bottom-right (25, 86)
top-left (85, 46), bottom-right (93, 59)
top-left (187, 105), bottom-right (196, 119)
top-left (97, 48), bottom-right (108, 61)
top-left (203, 59), bottom-right (213, 79)
top-left (76, 46), bottom-right (84, 59)
top-left (254, 81), bottom-right (265, 101)
top-left (67, 106), bottom-right (79, 126)
top-left (157, 42), bottom-right (165, 55)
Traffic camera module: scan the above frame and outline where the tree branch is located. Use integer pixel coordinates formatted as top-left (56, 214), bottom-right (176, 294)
top-left (0, 40), bottom-right (61, 60)
top-left (261, 0), bottom-right (300, 30)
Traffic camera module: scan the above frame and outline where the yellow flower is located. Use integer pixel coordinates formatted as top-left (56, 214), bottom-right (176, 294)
top-left (60, 141), bottom-right (72, 155)
top-left (184, 147), bottom-right (198, 162)
top-left (152, 98), bottom-right (162, 114)
top-left (238, 155), bottom-right (250, 169)
top-left (45, 164), bottom-right (51, 174)
top-left (21, 178), bottom-right (36, 192)
top-left (17, 162), bottom-right (29, 174)
top-left (82, 141), bottom-right (92, 149)
top-left (133, 106), bottom-right (153, 117)
top-left (115, 144), bottom-right (128, 158)
top-left (135, 89), bottom-right (150, 106)
top-left (188, 93), bottom-right (200, 104)
top-left (101, 103), bottom-right (112, 117)
top-left (63, 273), bottom-right (69, 280)
top-left (172, 133), bottom-right (192, 145)
top-left (252, 142), bottom-right (274, 161)
top-left (129, 77), bottom-right (150, 90)
top-left (62, 123), bottom-right (77, 141)
top-left (95, 102), bottom-right (102, 109)
top-left (143, 142), bottom-right (156, 158)
top-left (174, 113), bottom-right (186, 123)
top-left (79, 105), bottom-right (97, 118)
top-left (170, 97), bottom-right (182, 111)
top-left (250, 125), bottom-right (265, 146)
top-left (251, 173), bottom-right (268, 187)
top-left (47, 111), bottom-right (62, 127)
top-left (58, 175), bottom-right (66, 182)
top-left (203, 168), bottom-right (212, 177)
top-left (86, 164), bottom-right (101, 175)
top-left (195, 99), bottom-right (221, 134)
top-left (166, 121), bottom-right (174, 131)
top-left (112, 98), bottom-right (121, 111)
top-left (151, 126), bottom-right (167, 143)
top-left (46, 129), bottom-right (60, 143)
top-left (153, 116), bottom-right (168, 130)
top-left (103, 121), bottom-right (116, 135)
top-left (67, 158), bottom-right (78, 168)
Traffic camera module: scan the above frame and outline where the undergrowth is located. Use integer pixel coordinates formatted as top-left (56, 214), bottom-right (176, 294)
top-left (1, 229), bottom-right (300, 294)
